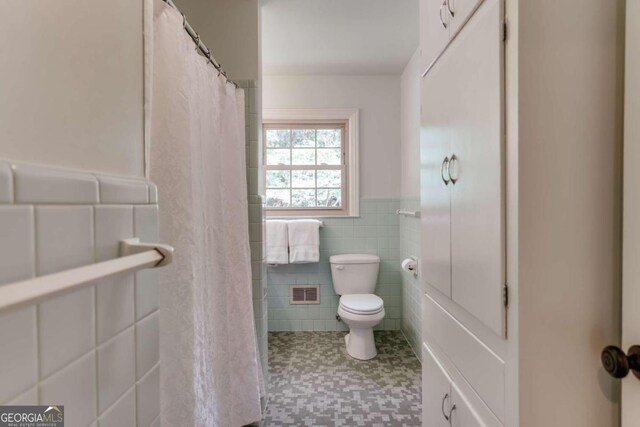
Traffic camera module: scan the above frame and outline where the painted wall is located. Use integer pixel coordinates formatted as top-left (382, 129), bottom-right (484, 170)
top-left (0, 0), bottom-right (145, 177)
top-left (400, 50), bottom-right (422, 200)
top-left (517, 0), bottom-right (625, 425)
top-left (171, 0), bottom-right (260, 81)
top-left (263, 75), bottom-right (402, 199)
top-left (399, 49), bottom-right (422, 356)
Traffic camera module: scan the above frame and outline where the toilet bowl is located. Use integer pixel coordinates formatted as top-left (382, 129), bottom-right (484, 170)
top-left (329, 254), bottom-right (384, 360)
top-left (338, 294), bottom-right (385, 360)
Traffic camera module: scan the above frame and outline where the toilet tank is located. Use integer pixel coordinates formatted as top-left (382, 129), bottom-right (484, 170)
top-left (329, 254), bottom-right (380, 295)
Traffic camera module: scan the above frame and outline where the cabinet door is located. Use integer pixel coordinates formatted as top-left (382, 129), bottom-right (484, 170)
top-left (449, 385), bottom-right (485, 427)
top-left (421, 55), bottom-right (452, 297)
top-left (422, 343), bottom-right (452, 427)
top-left (420, 0), bottom-right (451, 73)
top-left (448, 0), bottom-right (505, 336)
top-left (448, 0), bottom-right (485, 34)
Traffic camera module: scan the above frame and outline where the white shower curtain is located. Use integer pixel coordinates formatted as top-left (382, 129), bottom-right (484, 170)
top-left (149, 2), bottom-right (263, 425)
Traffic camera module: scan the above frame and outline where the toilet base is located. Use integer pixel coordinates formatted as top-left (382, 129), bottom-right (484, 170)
top-left (344, 329), bottom-right (377, 360)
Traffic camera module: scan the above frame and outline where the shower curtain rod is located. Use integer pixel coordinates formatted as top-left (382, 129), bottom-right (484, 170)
top-left (162, 0), bottom-right (238, 88)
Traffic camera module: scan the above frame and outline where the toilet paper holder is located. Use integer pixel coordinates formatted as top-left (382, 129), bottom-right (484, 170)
top-left (401, 256), bottom-right (418, 277)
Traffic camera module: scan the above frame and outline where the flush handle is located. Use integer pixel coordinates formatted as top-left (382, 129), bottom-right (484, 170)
top-left (336, 265), bottom-right (345, 270)
top-left (601, 345), bottom-right (640, 380)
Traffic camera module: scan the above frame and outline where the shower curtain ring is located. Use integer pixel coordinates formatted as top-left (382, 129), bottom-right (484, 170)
top-left (205, 50), bottom-right (213, 65)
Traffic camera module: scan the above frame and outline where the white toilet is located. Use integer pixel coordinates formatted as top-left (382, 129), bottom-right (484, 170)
top-left (330, 254), bottom-right (385, 360)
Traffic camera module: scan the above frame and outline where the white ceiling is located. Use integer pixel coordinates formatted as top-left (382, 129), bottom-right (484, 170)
top-left (261, 0), bottom-right (419, 75)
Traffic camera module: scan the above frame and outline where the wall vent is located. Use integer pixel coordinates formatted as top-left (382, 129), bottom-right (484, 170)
top-left (290, 285), bottom-right (320, 305)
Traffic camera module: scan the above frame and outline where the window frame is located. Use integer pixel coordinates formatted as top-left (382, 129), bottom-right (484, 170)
top-left (262, 109), bottom-right (359, 217)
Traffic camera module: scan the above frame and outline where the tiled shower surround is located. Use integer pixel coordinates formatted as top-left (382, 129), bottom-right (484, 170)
top-left (399, 198), bottom-right (422, 357)
top-left (267, 198), bottom-right (403, 332)
top-left (0, 161), bottom-right (160, 427)
top-left (240, 79), bottom-right (269, 385)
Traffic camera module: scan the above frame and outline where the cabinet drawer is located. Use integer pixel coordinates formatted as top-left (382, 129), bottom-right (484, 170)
top-left (423, 292), bottom-right (505, 422)
top-left (450, 384), bottom-right (485, 427)
top-left (422, 343), bottom-right (453, 427)
top-left (423, 341), bottom-right (503, 427)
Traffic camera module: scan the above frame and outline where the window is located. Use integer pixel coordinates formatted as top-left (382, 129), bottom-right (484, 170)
top-left (263, 109), bottom-right (359, 217)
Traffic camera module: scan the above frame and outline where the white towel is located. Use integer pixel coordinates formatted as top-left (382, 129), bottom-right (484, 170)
top-left (288, 220), bottom-right (321, 263)
top-left (266, 220), bottom-right (289, 264)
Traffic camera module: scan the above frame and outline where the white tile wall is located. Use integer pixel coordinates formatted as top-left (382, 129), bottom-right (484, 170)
top-left (0, 307), bottom-right (38, 403)
top-left (400, 198), bottom-right (422, 358)
top-left (7, 386), bottom-right (38, 405)
top-left (13, 163), bottom-right (99, 204)
top-left (95, 206), bottom-right (134, 261)
top-left (98, 176), bottom-right (149, 205)
top-left (136, 366), bottom-right (160, 427)
top-left (35, 206), bottom-right (94, 275)
top-left (97, 327), bottom-right (136, 412)
top-left (135, 312), bottom-right (159, 380)
top-left (0, 160), bottom-right (161, 426)
top-left (95, 206), bottom-right (135, 343)
top-left (98, 388), bottom-right (136, 427)
top-left (39, 287), bottom-right (95, 378)
top-left (0, 206), bottom-right (35, 285)
top-left (0, 161), bottom-right (12, 202)
top-left (134, 206), bottom-right (160, 320)
top-left (40, 351), bottom-right (98, 427)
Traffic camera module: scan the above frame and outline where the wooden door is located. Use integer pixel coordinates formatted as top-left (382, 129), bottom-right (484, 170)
top-left (447, 0), bottom-right (505, 336)
top-left (421, 52), bottom-right (452, 298)
top-left (420, 0), bottom-right (450, 73)
top-left (622, 0), bottom-right (640, 423)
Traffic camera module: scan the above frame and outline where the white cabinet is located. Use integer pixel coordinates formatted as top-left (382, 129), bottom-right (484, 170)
top-left (420, 0), bottom-right (486, 73)
top-left (422, 343), bottom-right (453, 426)
top-left (449, 386), bottom-right (484, 427)
top-left (423, 342), bottom-right (494, 427)
top-left (420, 0), bottom-right (450, 72)
top-left (420, 60), bottom-right (451, 299)
top-left (420, 0), bottom-right (505, 336)
top-left (447, 0), bottom-right (483, 34)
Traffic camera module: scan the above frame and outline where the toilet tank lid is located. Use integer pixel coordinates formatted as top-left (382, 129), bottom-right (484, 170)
top-left (329, 254), bottom-right (380, 264)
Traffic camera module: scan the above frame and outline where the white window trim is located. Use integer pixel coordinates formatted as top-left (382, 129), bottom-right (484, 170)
top-left (263, 108), bottom-right (360, 217)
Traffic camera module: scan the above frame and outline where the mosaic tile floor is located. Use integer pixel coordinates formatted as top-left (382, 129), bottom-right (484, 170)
top-left (263, 331), bottom-right (422, 427)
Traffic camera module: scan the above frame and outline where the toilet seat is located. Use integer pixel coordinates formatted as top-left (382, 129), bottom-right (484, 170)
top-left (339, 294), bottom-right (384, 315)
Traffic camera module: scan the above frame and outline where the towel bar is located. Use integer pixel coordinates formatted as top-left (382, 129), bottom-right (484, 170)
top-left (0, 238), bottom-right (174, 315)
top-left (266, 220), bottom-right (325, 227)
top-left (396, 209), bottom-right (421, 218)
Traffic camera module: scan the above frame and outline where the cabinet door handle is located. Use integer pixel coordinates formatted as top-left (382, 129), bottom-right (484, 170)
top-left (441, 157), bottom-right (451, 185)
top-left (439, 1), bottom-right (448, 29)
top-left (448, 404), bottom-right (457, 426)
top-left (441, 393), bottom-right (450, 420)
top-left (449, 154), bottom-right (458, 184)
top-left (446, 0), bottom-right (455, 17)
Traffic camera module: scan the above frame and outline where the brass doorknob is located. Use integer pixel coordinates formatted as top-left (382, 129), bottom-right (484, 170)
top-left (601, 345), bottom-right (640, 380)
